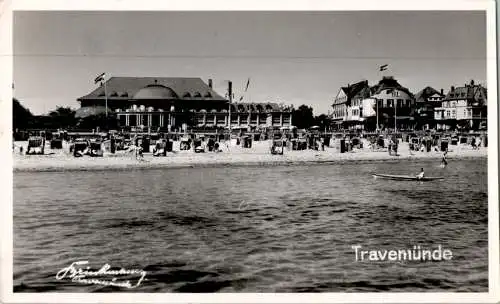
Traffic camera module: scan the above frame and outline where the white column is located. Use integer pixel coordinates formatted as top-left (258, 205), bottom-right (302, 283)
top-left (237, 114), bottom-right (240, 126)
top-left (148, 114), bottom-right (152, 127)
top-left (280, 113), bottom-right (283, 126)
top-left (203, 113), bottom-right (206, 125)
top-left (126, 114), bottom-right (130, 126)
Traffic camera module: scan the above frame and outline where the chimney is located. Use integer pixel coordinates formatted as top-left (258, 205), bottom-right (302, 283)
top-left (208, 79), bottom-right (213, 89)
top-left (440, 88), bottom-right (443, 95)
top-left (451, 86), bottom-right (455, 91)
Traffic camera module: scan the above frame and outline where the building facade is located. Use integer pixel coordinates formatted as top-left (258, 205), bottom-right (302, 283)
top-left (414, 87), bottom-right (445, 130)
top-left (332, 76), bottom-right (416, 131)
top-left (331, 80), bottom-right (369, 130)
top-left (434, 80), bottom-right (487, 130)
top-left (76, 77), bottom-right (292, 131)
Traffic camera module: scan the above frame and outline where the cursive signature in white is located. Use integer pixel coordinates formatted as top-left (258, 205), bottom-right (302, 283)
top-left (56, 260), bottom-right (146, 288)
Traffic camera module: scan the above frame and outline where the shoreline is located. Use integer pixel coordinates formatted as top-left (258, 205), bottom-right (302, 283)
top-left (13, 141), bottom-right (487, 173)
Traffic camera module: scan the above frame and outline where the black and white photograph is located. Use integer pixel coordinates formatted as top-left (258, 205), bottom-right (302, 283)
top-left (2, 0), bottom-right (499, 303)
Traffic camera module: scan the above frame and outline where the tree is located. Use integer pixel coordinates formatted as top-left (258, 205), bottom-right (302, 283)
top-left (313, 114), bottom-right (332, 131)
top-left (77, 113), bottom-right (118, 131)
top-left (48, 106), bottom-right (77, 129)
top-left (13, 98), bottom-right (33, 130)
top-left (292, 104), bottom-right (315, 129)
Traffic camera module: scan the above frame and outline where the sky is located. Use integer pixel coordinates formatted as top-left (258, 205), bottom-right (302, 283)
top-left (13, 10), bottom-right (487, 115)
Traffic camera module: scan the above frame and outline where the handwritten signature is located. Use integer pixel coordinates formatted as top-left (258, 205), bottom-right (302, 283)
top-left (56, 260), bottom-right (147, 289)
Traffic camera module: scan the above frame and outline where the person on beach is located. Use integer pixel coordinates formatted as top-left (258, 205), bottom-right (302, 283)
top-left (441, 150), bottom-right (448, 167)
top-left (416, 168), bottom-right (425, 180)
top-left (471, 137), bottom-right (477, 150)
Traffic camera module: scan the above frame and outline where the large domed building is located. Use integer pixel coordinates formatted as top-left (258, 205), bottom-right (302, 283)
top-left (76, 77), bottom-right (292, 131)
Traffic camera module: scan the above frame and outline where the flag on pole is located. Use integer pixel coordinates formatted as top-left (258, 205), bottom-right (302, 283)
top-left (94, 72), bottom-right (106, 84)
top-left (379, 64), bottom-right (388, 71)
top-left (244, 78), bottom-right (250, 92)
top-left (239, 96), bottom-right (244, 102)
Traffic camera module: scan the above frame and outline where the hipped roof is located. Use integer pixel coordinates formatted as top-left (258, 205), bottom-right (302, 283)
top-left (78, 77), bottom-right (226, 101)
top-left (415, 86), bottom-right (444, 103)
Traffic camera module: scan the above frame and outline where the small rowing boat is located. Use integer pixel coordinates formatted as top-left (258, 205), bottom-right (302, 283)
top-left (372, 173), bottom-right (444, 181)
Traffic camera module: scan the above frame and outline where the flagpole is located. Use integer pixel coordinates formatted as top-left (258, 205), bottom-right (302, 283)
top-left (395, 100), bottom-right (397, 133)
top-left (228, 81), bottom-right (232, 135)
top-left (104, 76), bottom-right (108, 117)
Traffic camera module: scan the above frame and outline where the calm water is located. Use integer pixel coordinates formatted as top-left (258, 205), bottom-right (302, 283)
top-left (13, 158), bottom-right (488, 292)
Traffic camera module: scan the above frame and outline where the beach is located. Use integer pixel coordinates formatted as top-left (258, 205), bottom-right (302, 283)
top-left (13, 139), bottom-right (487, 172)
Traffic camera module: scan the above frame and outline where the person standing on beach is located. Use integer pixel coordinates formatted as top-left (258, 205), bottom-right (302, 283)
top-left (441, 150), bottom-right (448, 167)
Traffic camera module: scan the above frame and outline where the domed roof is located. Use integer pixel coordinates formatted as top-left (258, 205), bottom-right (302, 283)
top-left (133, 85), bottom-right (179, 99)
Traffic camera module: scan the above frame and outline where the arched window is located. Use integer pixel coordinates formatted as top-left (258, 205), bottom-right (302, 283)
top-left (183, 92), bottom-right (192, 98)
top-left (193, 92), bottom-right (202, 98)
top-left (204, 92), bottom-right (212, 98)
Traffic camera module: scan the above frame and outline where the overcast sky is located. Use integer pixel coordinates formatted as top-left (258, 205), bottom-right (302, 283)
top-left (13, 11), bottom-right (486, 115)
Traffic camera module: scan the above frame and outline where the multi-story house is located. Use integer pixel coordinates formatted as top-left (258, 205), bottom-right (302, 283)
top-left (333, 76), bottom-right (415, 131)
top-left (414, 87), bottom-right (445, 130)
top-left (331, 80), bottom-right (369, 130)
top-left (434, 80), bottom-right (487, 130)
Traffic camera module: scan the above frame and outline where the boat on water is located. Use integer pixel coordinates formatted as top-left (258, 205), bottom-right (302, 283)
top-left (372, 173), bottom-right (444, 181)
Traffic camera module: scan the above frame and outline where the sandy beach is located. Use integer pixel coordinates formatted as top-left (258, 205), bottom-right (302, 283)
top-left (12, 139), bottom-right (487, 172)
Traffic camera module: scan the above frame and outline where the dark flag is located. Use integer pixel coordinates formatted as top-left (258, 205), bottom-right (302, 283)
top-left (379, 64), bottom-right (388, 71)
top-left (244, 78), bottom-right (250, 92)
top-left (239, 96), bottom-right (244, 102)
top-left (94, 72), bottom-right (106, 84)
